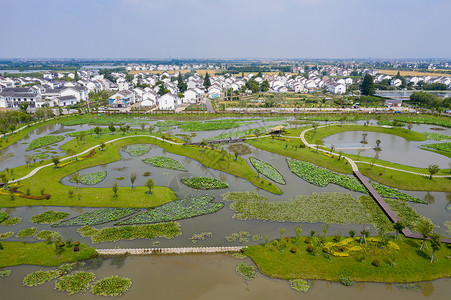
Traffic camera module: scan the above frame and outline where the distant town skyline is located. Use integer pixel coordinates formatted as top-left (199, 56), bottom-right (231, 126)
top-left (2, 0), bottom-right (450, 59)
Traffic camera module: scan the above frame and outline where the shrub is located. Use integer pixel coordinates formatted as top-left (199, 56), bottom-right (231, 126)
top-left (340, 276), bottom-right (353, 287)
top-left (333, 234), bottom-right (341, 242)
top-left (372, 259), bottom-right (381, 267)
top-left (304, 237), bottom-right (311, 244)
top-left (306, 245), bottom-right (314, 253)
top-left (290, 246), bottom-right (297, 253)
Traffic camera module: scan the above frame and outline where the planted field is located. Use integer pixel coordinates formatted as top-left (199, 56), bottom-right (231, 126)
top-left (122, 144), bottom-right (151, 156)
top-left (142, 156), bottom-right (186, 171)
top-left (249, 157), bottom-right (285, 184)
top-left (55, 272), bottom-right (96, 295)
top-left (26, 135), bottom-right (64, 151)
top-left (53, 208), bottom-right (140, 227)
top-left (425, 132), bottom-right (451, 141)
top-left (70, 171), bottom-right (107, 185)
top-left (30, 211), bottom-right (70, 224)
top-left (287, 158), bottom-right (422, 203)
top-left (424, 142), bottom-right (451, 152)
top-left (222, 191), bottom-right (268, 202)
top-left (77, 222), bottom-right (181, 243)
top-left (230, 192), bottom-right (368, 224)
top-left (117, 196), bottom-right (223, 225)
top-left (90, 276), bottom-right (132, 297)
top-left (181, 177), bottom-right (228, 189)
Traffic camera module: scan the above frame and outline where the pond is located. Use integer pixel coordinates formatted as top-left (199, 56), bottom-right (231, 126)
top-left (1, 255), bottom-right (449, 300)
top-left (322, 127), bottom-right (451, 168)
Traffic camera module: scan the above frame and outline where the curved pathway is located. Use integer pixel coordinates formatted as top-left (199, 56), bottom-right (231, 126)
top-left (12, 134), bottom-right (183, 183)
top-left (300, 124), bottom-right (451, 244)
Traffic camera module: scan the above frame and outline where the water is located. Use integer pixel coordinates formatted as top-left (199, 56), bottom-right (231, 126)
top-left (322, 124), bottom-right (451, 168)
top-left (1, 255), bottom-right (449, 300)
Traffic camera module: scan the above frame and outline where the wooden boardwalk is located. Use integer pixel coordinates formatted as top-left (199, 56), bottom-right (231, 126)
top-left (96, 246), bottom-right (244, 256)
top-left (354, 171), bottom-right (451, 244)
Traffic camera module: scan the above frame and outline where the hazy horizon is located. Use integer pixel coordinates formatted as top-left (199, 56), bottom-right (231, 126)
top-left (2, 0), bottom-right (450, 59)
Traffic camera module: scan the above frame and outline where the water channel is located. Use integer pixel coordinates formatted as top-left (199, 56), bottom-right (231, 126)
top-left (0, 117), bottom-right (450, 298)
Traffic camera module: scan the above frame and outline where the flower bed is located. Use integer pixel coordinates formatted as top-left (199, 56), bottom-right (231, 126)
top-left (235, 262), bottom-right (257, 279)
top-left (26, 135), bottom-right (64, 151)
top-left (180, 177), bottom-right (228, 190)
top-left (424, 142), bottom-right (451, 152)
top-left (230, 192), bottom-right (369, 224)
top-left (142, 156), bottom-right (186, 171)
top-left (289, 279), bottom-right (311, 292)
top-left (221, 191), bottom-right (268, 202)
top-left (70, 171), bottom-right (107, 185)
top-left (117, 196), bottom-right (223, 225)
top-left (77, 222), bottom-right (181, 244)
top-left (34, 230), bottom-right (59, 241)
top-left (122, 144), bottom-right (151, 156)
top-left (90, 276), bottom-right (132, 297)
top-left (190, 232), bottom-right (213, 244)
top-left (249, 157), bottom-right (285, 184)
top-left (287, 158), bottom-right (423, 203)
top-left (0, 232), bottom-right (14, 239)
top-left (30, 211), bottom-right (70, 224)
top-left (16, 227), bottom-right (37, 238)
top-left (0, 217), bottom-right (22, 226)
top-left (425, 132), bottom-right (451, 141)
top-left (53, 208), bottom-right (140, 227)
top-left (23, 270), bottom-right (60, 287)
top-left (55, 272), bottom-right (96, 295)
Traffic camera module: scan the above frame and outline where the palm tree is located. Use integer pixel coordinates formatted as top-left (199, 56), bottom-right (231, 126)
top-left (429, 233), bottom-right (441, 263)
top-left (145, 178), bottom-right (154, 194)
top-left (393, 220), bottom-right (405, 240)
top-left (417, 219), bottom-right (433, 250)
top-left (130, 172), bottom-right (137, 189)
top-left (427, 164), bottom-right (439, 180)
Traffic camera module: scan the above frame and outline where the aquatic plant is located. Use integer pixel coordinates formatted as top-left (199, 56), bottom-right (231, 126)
top-left (221, 191), bottom-right (268, 202)
top-left (180, 177), bottom-right (228, 190)
top-left (26, 135), bottom-right (64, 151)
top-left (122, 144), bottom-right (151, 156)
top-left (55, 271), bottom-right (96, 295)
top-left (69, 171), bottom-right (107, 185)
top-left (90, 276), bottom-right (132, 297)
top-left (235, 262), bottom-right (257, 279)
top-left (289, 279), bottom-right (311, 292)
top-left (249, 157), bottom-right (285, 184)
top-left (23, 270), bottom-right (60, 287)
top-left (142, 156), bottom-right (186, 171)
top-left (30, 211), bottom-right (70, 224)
top-left (54, 208), bottom-right (140, 227)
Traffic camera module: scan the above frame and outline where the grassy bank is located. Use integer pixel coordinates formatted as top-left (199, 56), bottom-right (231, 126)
top-left (304, 124), bottom-right (427, 144)
top-left (60, 134), bottom-right (281, 194)
top-left (0, 241), bottom-right (96, 267)
top-left (246, 237), bottom-right (451, 283)
top-left (247, 136), bottom-right (451, 192)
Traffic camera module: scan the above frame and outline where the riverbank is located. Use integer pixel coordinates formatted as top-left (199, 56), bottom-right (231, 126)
top-left (245, 236), bottom-right (451, 283)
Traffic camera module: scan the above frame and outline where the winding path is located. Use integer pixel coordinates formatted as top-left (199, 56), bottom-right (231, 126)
top-left (300, 124), bottom-right (451, 244)
top-left (12, 134), bottom-right (183, 183)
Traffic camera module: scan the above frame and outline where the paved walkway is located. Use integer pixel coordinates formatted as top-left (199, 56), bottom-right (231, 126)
top-left (12, 134), bottom-right (183, 183)
top-left (300, 125), bottom-right (451, 244)
top-left (97, 246), bottom-right (243, 255)
top-left (205, 98), bottom-right (215, 113)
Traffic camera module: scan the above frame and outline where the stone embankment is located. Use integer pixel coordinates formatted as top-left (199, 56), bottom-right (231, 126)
top-left (97, 246), bottom-right (244, 255)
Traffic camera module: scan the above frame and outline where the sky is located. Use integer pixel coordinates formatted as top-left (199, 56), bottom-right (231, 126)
top-left (1, 0), bottom-right (450, 59)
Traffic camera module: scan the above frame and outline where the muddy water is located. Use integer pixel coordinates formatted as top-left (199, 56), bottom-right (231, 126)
top-left (1, 255), bottom-right (449, 300)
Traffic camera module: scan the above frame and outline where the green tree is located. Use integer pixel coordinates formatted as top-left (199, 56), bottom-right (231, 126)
top-left (203, 72), bottom-right (211, 89)
top-left (360, 74), bottom-right (375, 96)
top-left (130, 172), bottom-right (137, 189)
top-left (112, 181), bottom-right (119, 198)
top-left (108, 124), bottom-right (116, 134)
top-left (52, 157), bottom-right (60, 169)
top-left (177, 73), bottom-right (187, 92)
top-left (428, 164), bottom-right (439, 180)
top-left (145, 178), bottom-right (154, 194)
top-left (295, 224), bottom-right (303, 245)
top-left (24, 154), bottom-right (33, 169)
top-left (417, 219), bottom-right (433, 249)
top-left (406, 122), bottom-right (413, 132)
top-left (99, 142), bottom-right (106, 152)
top-left (429, 233), bottom-right (441, 263)
top-left (393, 220), bottom-right (405, 240)
top-left (74, 70), bottom-right (80, 81)
top-left (71, 171), bottom-right (81, 190)
top-left (19, 102), bottom-right (29, 114)
top-left (93, 126), bottom-right (102, 138)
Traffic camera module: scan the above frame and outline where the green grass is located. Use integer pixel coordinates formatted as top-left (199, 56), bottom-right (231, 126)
top-left (305, 124), bottom-right (427, 144)
top-left (246, 136), bottom-right (451, 192)
top-left (246, 237), bottom-right (451, 282)
top-left (58, 133), bottom-right (281, 194)
top-left (0, 241), bottom-right (97, 267)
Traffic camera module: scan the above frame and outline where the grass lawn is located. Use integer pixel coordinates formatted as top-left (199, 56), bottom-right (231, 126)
top-left (247, 136), bottom-right (451, 192)
top-left (60, 133), bottom-right (282, 194)
top-left (304, 124), bottom-right (427, 144)
top-left (0, 241), bottom-right (97, 267)
top-left (246, 237), bottom-right (451, 282)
